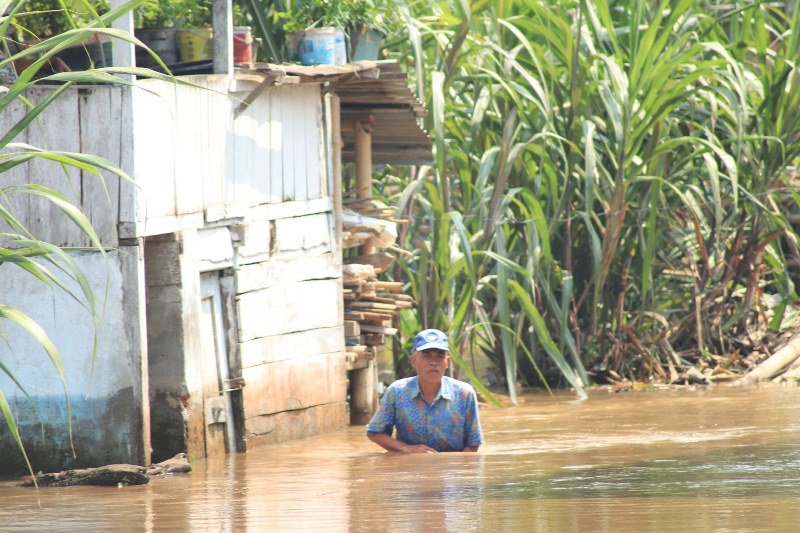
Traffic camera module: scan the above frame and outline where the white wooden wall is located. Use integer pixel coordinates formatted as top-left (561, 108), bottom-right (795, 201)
top-left (129, 77), bottom-right (326, 235)
top-left (0, 79), bottom-right (327, 246)
top-left (0, 86), bottom-right (129, 248)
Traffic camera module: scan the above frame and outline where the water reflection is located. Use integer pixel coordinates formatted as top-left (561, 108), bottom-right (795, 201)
top-left (1, 385), bottom-right (799, 532)
top-left (349, 453), bottom-right (485, 533)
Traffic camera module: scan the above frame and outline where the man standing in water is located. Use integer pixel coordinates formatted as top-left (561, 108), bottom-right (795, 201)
top-left (366, 329), bottom-right (484, 453)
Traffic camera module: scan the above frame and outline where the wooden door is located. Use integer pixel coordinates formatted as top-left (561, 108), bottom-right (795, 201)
top-left (200, 272), bottom-right (237, 456)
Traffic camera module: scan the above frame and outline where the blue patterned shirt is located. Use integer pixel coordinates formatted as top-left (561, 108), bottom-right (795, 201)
top-left (367, 376), bottom-right (484, 451)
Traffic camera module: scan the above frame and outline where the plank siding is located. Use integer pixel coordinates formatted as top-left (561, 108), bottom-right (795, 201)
top-left (174, 84), bottom-right (206, 215)
top-left (244, 403), bottom-right (347, 448)
top-left (0, 95), bottom-right (31, 246)
top-left (131, 83), bottom-right (178, 221)
top-left (283, 86), bottom-right (302, 200)
top-left (239, 326), bottom-right (344, 368)
top-left (268, 88), bottom-right (284, 202)
top-left (230, 86), bottom-right (268, 207)
top-left (3, 79), bottom-right (326, 245)
top-left (78, 87), bottom-right (122, 248)
top-left (26, 88), bottom-right (82, 247)
top-left (241, 353), bottom-right (346, 417)
top-left (236, 253), bottom-right (340, 293)
top-left (273, 213), bottom-right (332, 256)
top-left (236, 278), bottom-right (341, 342)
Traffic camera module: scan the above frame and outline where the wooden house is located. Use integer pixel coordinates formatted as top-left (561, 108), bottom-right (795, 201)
top-left (0, 17), bottom-right (431, 472)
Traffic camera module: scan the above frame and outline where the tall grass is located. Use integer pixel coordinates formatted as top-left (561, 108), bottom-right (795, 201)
top-left (380, 0), bottom-right (800, 398)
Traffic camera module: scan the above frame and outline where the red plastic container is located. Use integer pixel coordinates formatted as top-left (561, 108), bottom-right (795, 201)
top-left (233, 27), bottom-right (253, 64)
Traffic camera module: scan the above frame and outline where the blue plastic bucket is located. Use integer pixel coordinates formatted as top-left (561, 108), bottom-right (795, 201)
top-left (290, 27), bottom-right (346, 66)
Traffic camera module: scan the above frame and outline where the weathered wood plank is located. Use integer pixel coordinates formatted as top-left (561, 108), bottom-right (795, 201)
top-left (273, 212), bottom-right (331, 256)
top-left (197, 226), bottom-right (234, 271)
top-left (239, 326), bottom-right (344, 368)
top-left (174, 84), bottom-right (205, 215)
top-left (268, 88), bottom-right (283, 202)
top-left (231, 87), bottom-right (268, 206)
top-left (236, 278), bottom-right (341, 341)
top-left (344, 320), bottom-right (360, 337)
top-left (0, 95), bottom-right (30, 246)
top-left (287, 86), bottom-right (309, 200)
top-left (235, 218), bottom-right (271, 265)
top-left (344, 252), bottom-right (396, 273)
top-left (244, 402), bottom-right (347, 448)
top-left (236, 252), bottom-right (340, 294)
top-left (79, 87), bottom-right (122, 248)
top-left (241, 352), bottom-right (346, 417)
top-left (26, 87), bottom-right (82, 246)
top-left (203, 80), bottom-right (229, 211)
top-left (307, 86), bottom-right (323, 199)
top-left (248, 197), bottom-right (333, 222)
top-left (281, 86), bottom-right (300, 200)
top-left (131, 82), bottom-right (177, 220)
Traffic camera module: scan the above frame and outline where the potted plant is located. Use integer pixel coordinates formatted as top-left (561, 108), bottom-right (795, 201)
top-left (12, 0), bottom-right (113, 70)
top-left (274, 0), bottom-right (344, 65)
top-left (134, 0), bottom-right (211, 67)
top-left (341, 0), bottom-right (386, 61)
top-left (273, 0), bottom-right (387, 65)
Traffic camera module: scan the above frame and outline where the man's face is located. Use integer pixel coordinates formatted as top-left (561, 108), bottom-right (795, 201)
top-left (411, 348), bottom-right (450, 385)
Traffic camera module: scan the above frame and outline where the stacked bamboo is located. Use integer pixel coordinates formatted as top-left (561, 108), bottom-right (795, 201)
top-left (342, 258), bottom-right (415, 370)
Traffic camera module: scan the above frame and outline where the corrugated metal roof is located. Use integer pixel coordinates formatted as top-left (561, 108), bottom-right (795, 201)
top-left (237, 60), bottom-right (433, 166)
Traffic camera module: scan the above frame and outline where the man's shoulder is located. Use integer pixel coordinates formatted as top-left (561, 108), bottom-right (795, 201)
top-left (443, 376), bottom-right (476, 395)
top-left (386, 376), bottom-right (418, 393)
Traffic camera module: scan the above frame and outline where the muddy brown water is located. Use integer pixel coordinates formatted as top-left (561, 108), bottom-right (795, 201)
top-left (2, 384), bottom-right (800, 532)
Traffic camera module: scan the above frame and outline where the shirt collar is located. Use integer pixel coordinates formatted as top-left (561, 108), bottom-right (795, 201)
top-left (411, 376), bottom-right (454, 403)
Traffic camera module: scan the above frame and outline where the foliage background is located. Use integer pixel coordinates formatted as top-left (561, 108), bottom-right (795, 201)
top-left (369, 0), bottom-right (800, 400)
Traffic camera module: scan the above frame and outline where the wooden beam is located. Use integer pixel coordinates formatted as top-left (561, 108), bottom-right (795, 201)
top-left (234, 74), bottom-right (278, 117)
top-left (344, 252), bottom-right (395, 273)
top-left (360, 324), bottom-right (398, 335)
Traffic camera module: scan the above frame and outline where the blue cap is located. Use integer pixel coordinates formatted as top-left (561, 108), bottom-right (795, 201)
top-left (413, 329), bottom-right (449, 352)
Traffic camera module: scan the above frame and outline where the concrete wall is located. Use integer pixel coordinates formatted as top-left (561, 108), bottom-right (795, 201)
top-left (0, 249), bottom-right (148, 475)
top-left (144, 234), bottom-right (188, 463)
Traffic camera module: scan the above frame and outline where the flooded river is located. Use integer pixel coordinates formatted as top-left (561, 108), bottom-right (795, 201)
top-left (2, 384), bottom-right (800, 532)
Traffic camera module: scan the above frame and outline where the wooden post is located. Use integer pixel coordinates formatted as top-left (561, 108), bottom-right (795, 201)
top-left (355, 119), bottom-right (374, 256)
top-left (350, 116), bottom-right (378, 425)
top-left (332, 95), bottom-right (343, 256)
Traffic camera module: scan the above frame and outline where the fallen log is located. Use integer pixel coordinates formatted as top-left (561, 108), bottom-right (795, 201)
top-left (733, 333), bottom-right (800, 386)
top-left (20, 453), bottom-right (192, 488)
top-left (23, 464), bottom-right (149, 487)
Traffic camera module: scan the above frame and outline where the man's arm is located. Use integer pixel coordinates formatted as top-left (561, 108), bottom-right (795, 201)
top-left (367, 432), bottom-right (438, 453)
top-left (462, 387), bottom-right (485, 451)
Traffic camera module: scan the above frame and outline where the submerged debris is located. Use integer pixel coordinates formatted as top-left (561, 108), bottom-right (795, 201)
top-left (22, 464), bottom-right (150, 488)
top-left (20, 453), bottom-right (192, 488)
